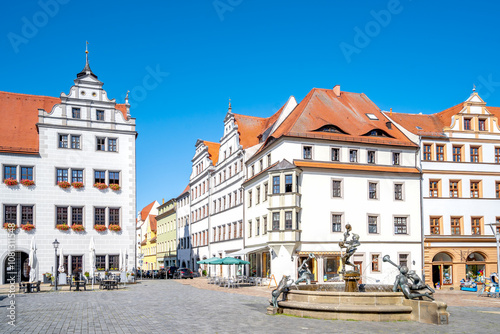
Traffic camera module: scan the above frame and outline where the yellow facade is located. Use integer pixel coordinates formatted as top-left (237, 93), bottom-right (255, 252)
top-left (143, 217), bottom-right (157, 270)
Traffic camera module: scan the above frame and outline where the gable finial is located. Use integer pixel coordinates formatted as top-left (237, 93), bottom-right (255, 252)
top-left (85, 41), bottom-right (89, 66)
top-left (473, 84), bottom-right (476, 92)
top-left (228, 98), bottom-right (232, 112)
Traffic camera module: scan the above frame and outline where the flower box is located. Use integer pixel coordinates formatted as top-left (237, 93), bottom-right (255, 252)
top-left (109, 224), bottom-right (121, 232)
top-left (93, 182), bottom-right (108, 190)
top-left (71, 224), bottom-right (85, 232)
top-left (4, 178), bottom-right (18, 186)
top-left (20, 179), bottom-right (35, 186)
top-left (3, 223), bottom-right (18, 230)
top-left (21, 223), bottom-right (35, 231)
top-left (72, 182), bottom-right (84, 189)
top-left (56, 224), bottom-right (70, 231)
top-left (109, 184), bottom-right (121, 191)
top-left (58, 181), bottom-right (71, 189)
top-left (94, 225), bottom-right (107, 232)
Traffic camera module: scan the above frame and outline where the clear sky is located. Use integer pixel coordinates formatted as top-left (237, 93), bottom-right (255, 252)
top-left (1, 0), bottom-right (499, 211)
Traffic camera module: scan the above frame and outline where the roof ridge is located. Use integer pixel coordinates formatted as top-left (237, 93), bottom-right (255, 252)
top-left (0, 91), bottom-right (60, 99)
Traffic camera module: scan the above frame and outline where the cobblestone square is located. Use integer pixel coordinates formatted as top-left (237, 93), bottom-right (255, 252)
top-left (1, 279), bottom-right (500, 333)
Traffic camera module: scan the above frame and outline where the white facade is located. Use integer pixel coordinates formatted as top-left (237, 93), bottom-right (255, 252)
top-left (1, 58), bottom-right (136, 283)
top-left (176, 187), bottom-right (191, 269)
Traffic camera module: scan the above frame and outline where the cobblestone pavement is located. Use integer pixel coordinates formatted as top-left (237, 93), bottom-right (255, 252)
top-left (1, 279), bottom-right (499, 334)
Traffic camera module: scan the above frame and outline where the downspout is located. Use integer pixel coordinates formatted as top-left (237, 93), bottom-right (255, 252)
top-left (418, 136), bottom-right (426, 283)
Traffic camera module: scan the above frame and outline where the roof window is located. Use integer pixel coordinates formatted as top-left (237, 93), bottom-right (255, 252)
top-left (365, 113), bottom-right (379, 120)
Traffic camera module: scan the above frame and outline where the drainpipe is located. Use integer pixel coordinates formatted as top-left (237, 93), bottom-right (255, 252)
top-left (418, 136), bottom-right (426, 283)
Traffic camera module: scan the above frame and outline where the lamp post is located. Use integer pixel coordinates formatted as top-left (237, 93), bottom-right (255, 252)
top-left (52, 239), bottom-right (60, 291)
top-left (487, 223), bottom-right (500, 276)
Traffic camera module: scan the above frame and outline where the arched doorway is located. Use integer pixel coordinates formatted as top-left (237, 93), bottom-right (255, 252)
top-left (465, 252), bottom-right (486, 281)
top-left (182, 261), bottom-right (186, 268)
top-left (3, 251), bottom-right (29, 283)
top-left (432, 252), bottom-right (453, 288)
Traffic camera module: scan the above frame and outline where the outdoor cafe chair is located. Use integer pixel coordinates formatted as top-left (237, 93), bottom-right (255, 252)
top-left (18, 282), bottom-right (27, 293)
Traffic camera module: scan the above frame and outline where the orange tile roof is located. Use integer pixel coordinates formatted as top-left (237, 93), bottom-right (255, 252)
top-left (233, 106), bottom-right (283, 149)
top-left (178, 184), bottom-right (190, 197)
top-left (115, 104), bottom-right (128, 120)
top-left (140, 201), bottom-right (157, 221)
top-left (0, 91), bottom-right (60, 154)
top-left (295, 160), bottom-right (420, 174)
top-left (203, 140), bottom-right (220, 165)
top-left (265, 88), bottom-right (417, 148)
top-left (149, 215), bottom-right (157, 231)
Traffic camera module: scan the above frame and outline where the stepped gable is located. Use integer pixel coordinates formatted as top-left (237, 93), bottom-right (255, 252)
top-left (202, 140), bottom-right (220, 165)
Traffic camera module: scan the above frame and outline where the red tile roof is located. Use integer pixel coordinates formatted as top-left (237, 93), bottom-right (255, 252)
top-left (149, 215), bottom-right (157, 231)
top-left (178, 184), bottom-right (190, 197)
top-left (0, 91), bottom-right (60, 154)
top-left (203, 140), bottom-right (220, 165)
top-left (115, 104), bottom-right (128, 120)
top-left (140, 201), bottom-right (157, 221)
top-left (233, 106), bottom-right (283, 149)
top-left (264, 88), bottom-right (417, 148)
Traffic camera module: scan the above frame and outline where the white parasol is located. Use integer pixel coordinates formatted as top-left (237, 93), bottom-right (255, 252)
top-left (28, 237), bottom-right (37, 283)
top-left (89, 237), bottom-right (96, 289)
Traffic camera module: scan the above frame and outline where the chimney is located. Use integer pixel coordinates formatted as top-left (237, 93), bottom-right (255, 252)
top-left (333, 85), bottom-right (341, 97)
top-left (162, 198), bottom-right (165, 204)
top-left (390, 107), bottom-right (392, 116)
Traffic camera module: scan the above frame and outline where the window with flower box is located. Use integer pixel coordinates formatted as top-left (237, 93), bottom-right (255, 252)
top-left (96, 255), bottom-right (106, 270)
top-left (94, 170), bottom-right (106, 184)
top-left (109, 208), bottom-right (120, 226)
top-left (21, 206), bottom-right (33, 226)
top-left (59, 134), bottom-right (68, 148)
top-left (56, 207), bottom-right (68, 225)
top-left (109, 172), bottom-right (120, 185)
top-left (72, 207), bottom-right (83, 226)
top-left (94, 208), bottom-right (106, 226)
top-left (108, 255), bottom-right (119, 271)
top-left (4, 205), bottom-right (17, 226)
top-left (4, 166), bottom-right (16, 180)
top-left (21, 167), bottom-right (33, 181)
top-left (56, 168), bottom-right (68, 183)
top-left (71, 169), bottom-right (83, 183)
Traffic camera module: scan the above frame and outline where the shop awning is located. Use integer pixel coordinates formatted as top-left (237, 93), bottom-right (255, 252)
top-left (297, 251), bottom-right (341, 256)
top-left (228, 246), bottom-right (269, 257)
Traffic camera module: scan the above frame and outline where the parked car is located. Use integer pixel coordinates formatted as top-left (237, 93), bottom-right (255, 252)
top-left (174, 268), bottom-right (194, 279)
top-left (166, 266), bottom-right (178, 279)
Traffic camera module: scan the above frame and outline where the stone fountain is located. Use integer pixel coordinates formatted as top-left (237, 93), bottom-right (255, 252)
top-left (268, 225), bottom-right (449, 325)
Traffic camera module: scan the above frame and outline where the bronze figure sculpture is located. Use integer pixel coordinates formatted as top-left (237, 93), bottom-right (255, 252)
top-left (339, 224), bottom-right (360, 273)
top-left (271, 275), bottom-right (294, 308)
top-left (294, 253), bottom-right (315, 285)
top-left (383, 255), bottom-right (434, 300)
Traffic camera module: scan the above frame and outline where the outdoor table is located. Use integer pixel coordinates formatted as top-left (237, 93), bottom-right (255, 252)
top-left (21, 282), bottom-right (32, 293)
top-left (101, 280), bottom-right (116, 290)
top-left (74, 280), bottom-right (85, 291)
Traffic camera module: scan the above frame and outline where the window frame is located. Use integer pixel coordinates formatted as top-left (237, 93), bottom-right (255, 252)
top-left (56, 168), bottom-right (69, 184)
top-left (450, 216), bottom-right (462, 235)
top-left (392, 152), bottom-right (400, 166)
top-left (436, 144), bottom-right (445, 161)
top-left (303, 145), bottom-right (313, 160)
top-left (108, 138), bottom-right (118, 152)
top-left (371, 253), bottom-right (381, 273)
top-left (5, 205), bottom-right (18, 227)
top-left (70, 135), bottom-right (81, 149)
top-left (368, 215), bottom-right (378, 234)
top-left (449, 180), bottom-right (461, 198)
top-left (4, 165), bottom-right (17, 180)
top-left (96, 109), bottom-right (105, 121)
top-left (56, 206), bottom-right (68, 226)
top-left (367, 150), bottom-right (376, 164)
top-left (72, 107), bottom-right (81, 119)
top-left (430, 216), bottom-right (441, 235)
top-left (349, 149), bottom-right (358, 163)
top-left (58, 134), bottom-right (69, 149)
top-left (452, 145), bottom-right (462, 162)
top-left (272, 212), bottom-right (280, 231)
top-left (394, 216), bottom-right (408, 235)
top-left (331, 213), bottom-right (343, 233)
top-left (368, 181), bottom-right (378, 200)
top-left (331, 147), bottom-right (340, 162)
top-left (429, 179), bottom-right (441, 197)
top-left (394, 182), bottom-right (404, 201)
top-left (471, 216), bottom-right (482, 235)
top-left (94, 207), bottom-right (106, 226)
top-left (285, 211), bottom-right (293, 230)
top-left (285, 174), bottom-right (293, 193)
top-left (332, 179), bottom-right (343, 198)
top-left (71, 207), bottom-right (83, 226)
top-left (272, 176), bottom-right (280, 194)
top-left (96, 137), bottom-right (106, 151)
top-left (423, 144), bottom-right (432, 161)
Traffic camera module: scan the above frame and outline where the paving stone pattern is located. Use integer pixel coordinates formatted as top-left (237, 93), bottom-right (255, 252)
top-left (1, 280), bottom-right (499, 333)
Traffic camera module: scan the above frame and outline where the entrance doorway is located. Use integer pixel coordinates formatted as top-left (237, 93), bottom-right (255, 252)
top-left (3, 251), bottom-right (29, 283)
top-left (432, 252), bottom-right (453, 288)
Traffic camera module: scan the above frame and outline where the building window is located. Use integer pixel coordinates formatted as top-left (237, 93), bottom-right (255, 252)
top-left (256, 218), bottom-right (260, 235)
top-left (285, 211), bottom-right (293, 230)
top-left (453, 146), bottom-right (462, 162)
top-left (256, 187), bottom-right (260, 204)
top-left (478, 119), bottom-right (486, 131)
top-left (496, 182), bottom-right (500, 198)
top-left (303, 146), bottom-right (312, 159)
top-left (470, 146), bottom-right (479, 163)
top-left (430, 180), bottom-right (441, 197)
top-left (4, 166), bottom-right (17, 180)
top-left (267, 154), bottom-right (271, 167)
top-left (56, 207), bottom-right (68, 225)
top-left (331, 148), bottom-right (340, 161)
top-left (273, 176), bottom-right (280, 194)
top-left (449, 180), bottom-right (460, 197)
top-left (72, 207), bottom-right (83, 226)
top-left (430, 217), bottom-right (441, 235)
top-left (285, 174), bottom-right (293, 193)
top-left (96, 110), bottom-right (104, 121)
top-left (470, 181), bottom-right (480, 198)
top-left (272, 212), bottom-right (280, 231)
top-left (72, 108), bottom-right (80, 119)
top-left (394, 183), bottom-right (403, 200)
top-left (4, 205), bottom-right (17, 226)
top-left (21, 167), bottom-right (33, 181)
top-left (371, 254), bottom-right (380, 272)
top-left (248, 221), bottom-right (252, 238)
top-left (451, 217), bottom-right (461, 235)
top-left (251, 166), bottom-right (254, 177)
top-left (109, 172), bottom-right (120, 185)
top-left (399, 254), bottom-right (409, 268)
top-left (423, 144), bottom-right (432, 160)
top-left (96, 137), bottom-right (106, 151)
top-left (368, 182), bottom-right (377, 199)
top-left (393, 152), bottom-right (400, 166)
top-left (496, 217), bottom-right (500, 234)
top-left (331, 214), bottom-right (342, 232)
top-left (108, 138), bottom-right (117, 152)
top-left (367, 151), bottom-right (375, 164)
top-left (94, 170), bottom-right (106, 184)
top-left (394, 217), bottom-right (407, 234)
top-left (71, 135), bottom-right (81, 149)
top-left (72, 256), bottom-right (83, 273)
top-left (332, 180), bottom-right (342, 198)
top-left (263, 216), bottom-right (268, 235)
top-left (495, 148), bottom-right (500, 164)
top-left (59, 134), bottom-right (68, 148)
top-left (21, 206), bottom-right (33, 225)
top-left (259, 159), bottom-right (263, 171)
top-left (248, 190), bottom-right (252, 207)
top-left (239, 221), bottom-right (242, 238)
top-left (96, 255), bottom-right (106, 271)
top-left (108, 255), bottom-right (119, 271)
top-left (72, 169), bottom-right (83, 183)
top-left (94, 208), bottom-right (106, 226)
top-left (436, 145), bottom-right (445, 161)
top-left (349, 149), bottom-right (358, 163)
top-left (109, 208), bottom-right (120, 226)
top-left (368, 216), bottom-right (378, 234)
top-left (464, 118), bottom-right (471, 130)
top-left (471, 217), bottom-right (482, 235)
top-left (56, 168), bottom-right (68, 183)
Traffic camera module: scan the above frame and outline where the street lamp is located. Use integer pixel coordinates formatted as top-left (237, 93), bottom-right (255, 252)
top-left (52, 239), bottom-right (59, 291)
top-left (487, 223), bottom-right (500, 276)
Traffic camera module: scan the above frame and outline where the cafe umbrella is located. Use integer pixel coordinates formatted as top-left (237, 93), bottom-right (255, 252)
top-left (28, 236), bottom-right (38, 283)
top-left (209, 257), bottom-right (250, 277)
top-left (89, 237), bottom-right (96, 290)
top-left (197, 257), bottom-right (221, 277)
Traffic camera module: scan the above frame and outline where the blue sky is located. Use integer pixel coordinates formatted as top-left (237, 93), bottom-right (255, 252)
top-left (1, 0), bottom-right (499, 210)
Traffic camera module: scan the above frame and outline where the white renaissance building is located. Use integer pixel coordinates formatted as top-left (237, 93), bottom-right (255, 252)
top-left (0, 54), bottom-right (136, 283)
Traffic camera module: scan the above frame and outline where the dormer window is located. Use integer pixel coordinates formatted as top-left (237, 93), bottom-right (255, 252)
top-left (363, 129), bottom-right (392, 138)
top-left (464, 118), bottom-right (471, 130)
top-left (314, 125), bottom-right (347, 134)
top-left (96, 110), bottom-right (104, 121)
top-left (365, 113), bottom-right (379, 120)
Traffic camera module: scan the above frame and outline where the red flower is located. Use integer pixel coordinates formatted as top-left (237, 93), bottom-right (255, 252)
top-left (21, 223), bottom-right (35, 231)
top-left (93, 183), bottom-right (108, 190)
top-left (94, 225), bottom-right (107, 232)
top-left (3, 223), bottom-right (19, 230)
top-left (21, 179), bottom-right (35, 186)
top-left (58, 181), bottom-right (71, 189)
top-left (109, 224), bottom-right (121, 232)
top-left (4, 178), bottom-right (18, 186)
top-left (109, 184), bottom-right (121, 191)
top-left (72, 182), bottom-right (84, 189)
top-left (56, 224), bottom-right (70, 231)
top-left (71, 224), bottom-right (85, 232)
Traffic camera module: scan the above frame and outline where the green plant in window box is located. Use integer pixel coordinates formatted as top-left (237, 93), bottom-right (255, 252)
top-left (56, 224), bottom-right (70, 231)
top-left (72, 182), bottom-right (84, 189)
top-left (93, 182), bottom-right (108, 190)
top-left (58, 181), bottom-right (71, 189)
top-left (21, 179), bottom-right (35, 186)
top-left (109, 224), bottom-right (121, 232)
top-left (21, 223), bottom-right (35, 231)
top-left (109, 184), bottom-right (121, 191)
top-left (4, 178), bottom-right (18, 186)
top-left (71, 224), bottom-right (85, 232)
top-left (94, 225), bottom-right (107, 232)
top-left (84, 272), bottom-right (89, 278)
top-left (3, 223), bottom-right (19, 230)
